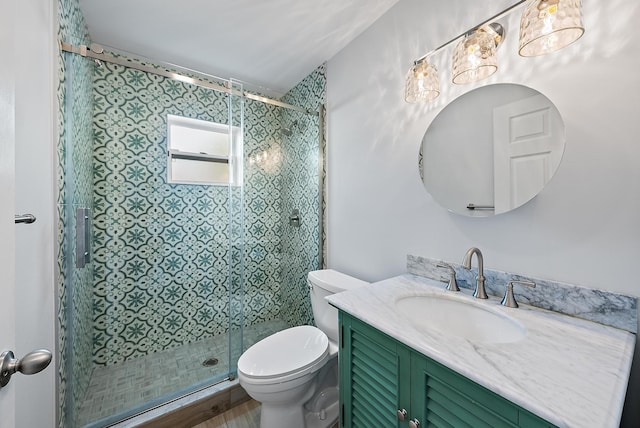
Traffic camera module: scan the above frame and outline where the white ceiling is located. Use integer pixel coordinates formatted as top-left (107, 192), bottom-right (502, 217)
top-left (79, 0), bottom-right (400, 98)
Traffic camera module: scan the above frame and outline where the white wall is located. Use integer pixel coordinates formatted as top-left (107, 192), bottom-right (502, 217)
top-left (326, 0), bottom-right (640, 424)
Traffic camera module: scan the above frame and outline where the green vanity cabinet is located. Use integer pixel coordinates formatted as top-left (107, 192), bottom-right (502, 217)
top-left (339, 312), bottom-right (555, 428)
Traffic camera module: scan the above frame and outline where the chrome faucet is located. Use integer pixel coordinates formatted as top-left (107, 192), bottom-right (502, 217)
top-left (501, 280), bottom-right (536, 308)
top-left (462, 247), bottom-right (487, 299)
top-left (436, 262), bottom-right (460, 292)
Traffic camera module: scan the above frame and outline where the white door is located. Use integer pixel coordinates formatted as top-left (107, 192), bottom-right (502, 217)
top-left (493, 94), bottom-right (563, 214)
top-left (1, 0), bottom-right (57, 427)
top-left (0, 0), bottom-right (18, 424)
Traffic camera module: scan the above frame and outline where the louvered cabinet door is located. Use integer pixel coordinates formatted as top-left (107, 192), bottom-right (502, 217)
top-left (339, 313), bottom-right (411, 428)
top-left (339, 312), bottom-right (554, 428)
top-left (410, 355), bottom-right (555, 428)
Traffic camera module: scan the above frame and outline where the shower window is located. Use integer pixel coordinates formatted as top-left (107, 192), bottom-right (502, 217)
top-left (167, 114), bottom-right (233, 185)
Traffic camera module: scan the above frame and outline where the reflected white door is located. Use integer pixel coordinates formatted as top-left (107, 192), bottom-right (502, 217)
top-left (493, 94), bottom-right (563, 214)
top-left (1, 0), bottom-right (57, 427)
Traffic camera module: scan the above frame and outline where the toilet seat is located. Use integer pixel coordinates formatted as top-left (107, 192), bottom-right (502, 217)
top-left (238, 325), bottom-right (329, 385)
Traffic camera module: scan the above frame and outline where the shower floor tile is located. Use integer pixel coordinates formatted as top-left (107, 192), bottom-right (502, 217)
top-left (77, 319), bottom-right (289, 427)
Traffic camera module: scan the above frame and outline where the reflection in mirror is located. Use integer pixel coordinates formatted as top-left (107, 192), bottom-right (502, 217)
top-left (419, 84), bottom-right (565, 217)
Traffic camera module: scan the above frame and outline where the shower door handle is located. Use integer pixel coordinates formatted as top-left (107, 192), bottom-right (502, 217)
top-left (0, 349), bottom-right (52, 388)
top-left (289, 209), bottom-right (301, 227)
top-left (76, 208), bottom-right (91, 268)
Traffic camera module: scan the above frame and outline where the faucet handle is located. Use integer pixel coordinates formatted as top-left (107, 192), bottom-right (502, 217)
top-left (501, 280), bottom-right (536, 308)
top-left (436, 262), bottom-right (460, 292)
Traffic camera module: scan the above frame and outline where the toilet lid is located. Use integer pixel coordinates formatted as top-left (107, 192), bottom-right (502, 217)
top-left (238, 325), bottom-right (329, 380)
top-left (308, 269), bottom-right (369, 294)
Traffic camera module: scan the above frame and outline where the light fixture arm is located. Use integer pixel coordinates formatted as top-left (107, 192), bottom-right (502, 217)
top-left (413, 0), bottom-right (528, 64)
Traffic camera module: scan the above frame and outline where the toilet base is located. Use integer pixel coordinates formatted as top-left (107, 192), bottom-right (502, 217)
top-left (260, 403), bottom-right (308, 428)
top-left (257, 381), bottom-right (338, 428)
top-left (259, 400), bottom-right (338, 428)
top-left (304, 393), bottom-right (339, 428)
top-left (244, 356), bottom-right (340, 428)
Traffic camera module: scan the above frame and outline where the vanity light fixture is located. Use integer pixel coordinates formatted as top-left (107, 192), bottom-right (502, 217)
top-left (404, 0), bottom-right (584, 103)
top-left (518, 0), bottom-right (584, 57)
top-left (452, 23), bottom-right (504, 85)
top-left (404, 58), bottom-right (440, 103)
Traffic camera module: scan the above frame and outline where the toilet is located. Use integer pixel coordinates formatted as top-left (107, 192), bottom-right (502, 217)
top-left (237, 269), bottom-right (368, 428)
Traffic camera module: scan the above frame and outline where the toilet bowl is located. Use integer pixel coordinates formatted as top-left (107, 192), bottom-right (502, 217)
top-left (237, 269), bottom-right (367, 428)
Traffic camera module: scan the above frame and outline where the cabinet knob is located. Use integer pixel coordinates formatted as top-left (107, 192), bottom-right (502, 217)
top-left (397, 408), bottom-right (408, 421)
top-left (409, 418), bottom-right (421, 428)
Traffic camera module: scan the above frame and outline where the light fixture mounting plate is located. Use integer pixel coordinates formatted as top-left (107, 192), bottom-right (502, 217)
top-left (481, 22), bottom-right (506, 48)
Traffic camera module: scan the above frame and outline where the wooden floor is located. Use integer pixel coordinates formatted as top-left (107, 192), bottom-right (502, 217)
top-left (192, 400), bottom-right (261, 428)
top-left (191, 399), bottom-right (339, 428)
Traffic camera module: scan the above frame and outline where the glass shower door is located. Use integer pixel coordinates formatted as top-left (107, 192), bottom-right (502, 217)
top-left (60, 51), bottom-right (242, 427)
top-left (235, 97), bottom-right (323, 350)
top-left (60, 49), bottom-right (96, 428)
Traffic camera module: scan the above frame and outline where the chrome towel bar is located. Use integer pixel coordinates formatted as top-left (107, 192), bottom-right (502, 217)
top-left (466, 204), bottom-right (494, 211)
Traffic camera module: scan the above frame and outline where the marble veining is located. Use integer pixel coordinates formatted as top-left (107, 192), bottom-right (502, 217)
top-left (408, 254), bottom-right (638, 333)
top-left (327, 274), bottom-right (636, 428)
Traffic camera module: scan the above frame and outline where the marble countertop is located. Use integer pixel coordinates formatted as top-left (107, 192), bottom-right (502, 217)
top-left (326, 274), bottom-right (636, 428)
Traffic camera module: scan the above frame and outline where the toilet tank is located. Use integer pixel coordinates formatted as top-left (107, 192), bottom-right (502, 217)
top-left (308, 269), bottom-right (368, 344)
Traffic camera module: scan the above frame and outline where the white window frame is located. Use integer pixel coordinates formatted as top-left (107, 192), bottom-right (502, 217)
top-left (167, 114), bottom-right (238, 185)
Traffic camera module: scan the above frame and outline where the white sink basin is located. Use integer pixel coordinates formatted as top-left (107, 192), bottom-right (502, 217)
top-left (394, 293), bottom-right (526, 343)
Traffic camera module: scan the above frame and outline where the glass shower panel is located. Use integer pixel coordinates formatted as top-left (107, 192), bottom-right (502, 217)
top-left (238, 100), bottom-right (321, 350)
top-left (228, 79), bottom-right (245, 374)
top-left (61, 53), bottom-right (237, 427)
top-left (60, 50), bottom-right (96, 428)
top-left (278, 107), bottom-right (322, 328)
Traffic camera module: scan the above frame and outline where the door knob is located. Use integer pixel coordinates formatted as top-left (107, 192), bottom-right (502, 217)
top-left (397, 408), bottom-right (408, 421)
top-left (0, 349), bottom-right (52, 388)
top-left (409, 418), bottom-right (421, 428)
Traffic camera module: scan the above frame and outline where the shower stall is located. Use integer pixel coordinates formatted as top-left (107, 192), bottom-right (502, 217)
top-left (58, 44), bottom-right (325, 427)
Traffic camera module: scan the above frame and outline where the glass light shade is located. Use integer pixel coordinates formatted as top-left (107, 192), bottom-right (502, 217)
top-left (452, 30), bottom-right (498, 85)
top-left (519, 0), bottom-right (584, 57)
top-left (405, 60), bottom-right (440, 103)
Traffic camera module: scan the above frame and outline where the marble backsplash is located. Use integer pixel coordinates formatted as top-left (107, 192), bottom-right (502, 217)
top-left (407, 254), bottom-right (638, 333)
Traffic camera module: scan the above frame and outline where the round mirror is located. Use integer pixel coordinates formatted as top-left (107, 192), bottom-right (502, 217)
top-left (419, 83), bottom-right (565, 217)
